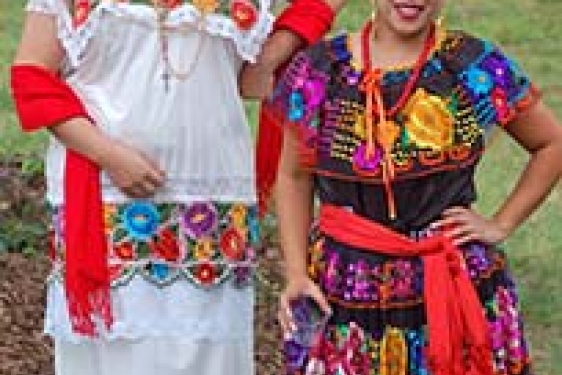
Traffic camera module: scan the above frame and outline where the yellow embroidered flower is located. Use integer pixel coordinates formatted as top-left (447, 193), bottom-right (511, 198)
top-left (353, 113), bottom-right (367, 139)
top-left (403, 88), bottom-right (454, 150)
top-left (103, 205), bottom-right (118, 235)
top-left (230, 204), bottom-right (248, 230)
top-left (194, 238), bottom-right (214, 260)
top-left (380, 327), bottom-right (407, 375)
top-left (192, 0), bottom-right (219, 14)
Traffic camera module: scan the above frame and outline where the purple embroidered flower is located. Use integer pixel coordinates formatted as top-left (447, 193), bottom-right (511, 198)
top-left (481, 54), bottom-right (511, 88)
top-left (352, 143), bottom-right (383, 172)
top-left (302, 78), bottom-right (326, 110)
top-left (182, 202), bottom-right (218, 239)
top-left (233, 265), bottom-right (253, 287)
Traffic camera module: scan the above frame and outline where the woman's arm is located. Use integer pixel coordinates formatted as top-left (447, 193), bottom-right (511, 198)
top-left (240, 0), bottom-right (347, 98)
top-left (435, 101), bottom-right (562, 245)
top-left (275, 128), bottom-right (331, 335)
top-left (13, 12), bottom-right (165, 198)
top-left (493, 102), bottom-right (562, 233)
top-left (258, 0), bottom-right (347, 69)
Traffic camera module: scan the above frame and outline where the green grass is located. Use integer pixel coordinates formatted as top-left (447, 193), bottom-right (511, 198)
top-left (1, 0), bottom-right (562, 373)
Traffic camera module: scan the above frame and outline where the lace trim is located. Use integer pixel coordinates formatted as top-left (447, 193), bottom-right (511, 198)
top-left (45, 276), bottom-right (254, 342)
top-left (48, 260), bottom-right (257, 289)
top-left (27, 0), bottom-right (273, 67)
top-left (46, 177), bottom-right (257, 205)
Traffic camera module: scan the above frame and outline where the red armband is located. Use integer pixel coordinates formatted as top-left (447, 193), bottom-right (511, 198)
top-left (10, 65), bottom-right (112, 337)
top-left (275, 0), bottom-right (335, 45)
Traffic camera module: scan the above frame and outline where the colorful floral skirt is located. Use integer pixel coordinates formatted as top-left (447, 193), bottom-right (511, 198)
top-left (46, 201), bottom-right (259, 375)
top-left (285, 233), bottom-right (533, 375)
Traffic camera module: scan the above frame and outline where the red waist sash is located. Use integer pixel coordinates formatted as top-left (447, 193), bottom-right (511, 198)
top-left (318, 204), bottom-right (494, 375)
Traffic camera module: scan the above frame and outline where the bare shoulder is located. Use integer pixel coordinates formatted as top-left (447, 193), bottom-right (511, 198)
top-left (13, 11), bottom-right (64, 72)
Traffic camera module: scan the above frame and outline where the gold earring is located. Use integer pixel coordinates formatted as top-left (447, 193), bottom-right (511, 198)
top-left (370, 0), bottom-right (378, 19)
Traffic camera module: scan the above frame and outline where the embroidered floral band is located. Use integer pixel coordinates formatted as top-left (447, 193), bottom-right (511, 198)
top-left (269, 32), bottom-right (540, 184)
top-left (49, 201), bottom-right (260, 288)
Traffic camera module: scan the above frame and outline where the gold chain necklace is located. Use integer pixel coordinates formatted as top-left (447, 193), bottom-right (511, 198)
top-left (153, 1), bottom-right (207, 91)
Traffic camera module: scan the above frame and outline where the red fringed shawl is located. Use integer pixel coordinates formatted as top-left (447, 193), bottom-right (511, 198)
top-left (11, 65), bottom-right (112, 336)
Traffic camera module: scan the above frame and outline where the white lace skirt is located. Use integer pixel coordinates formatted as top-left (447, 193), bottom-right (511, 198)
top-left (45, 200), bottom-right (258, 375)
top-left (47, 278), bottom-right (255, 375)
top-left (54, 337), bottom-right (253, 375)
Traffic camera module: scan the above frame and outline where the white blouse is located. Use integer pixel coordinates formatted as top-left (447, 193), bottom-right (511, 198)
top-left (27, 0), bottom-right (273, 205)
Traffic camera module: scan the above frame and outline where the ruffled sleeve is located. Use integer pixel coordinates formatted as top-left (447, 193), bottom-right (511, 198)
top-left (460, 40), bottom-right (540, 129)
top-left (267, 43), bottom-right (331, 168)
top-left (26, 0), bottom-right (94, 69)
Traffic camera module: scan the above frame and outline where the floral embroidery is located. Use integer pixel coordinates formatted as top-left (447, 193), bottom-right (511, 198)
top-left (463, 66), bottom-right (494, 95)
top-left (182, 202), bottom-right (218, 239)
top-left (310, 238), bottom-right (506, 309)
top-left (122, 202), bottom-right (160, 240)
top-left (49, 202), bottom-right (260, 288)
top-left (192, 0), bottom-right (220, 13)
top-left (271, 32), bottom-right (538, 184)
top-left (289, 316), bottom-right (530, 375)
top-left (230, 0), bottom-right (259, 31)
top-left (75, 1), bottom-right (262, 31)
top-left (402, 88), bottom-right (455, 150)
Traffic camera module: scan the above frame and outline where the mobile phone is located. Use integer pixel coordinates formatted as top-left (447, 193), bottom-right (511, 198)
top-left (284, 296), bottom-right (330, 371)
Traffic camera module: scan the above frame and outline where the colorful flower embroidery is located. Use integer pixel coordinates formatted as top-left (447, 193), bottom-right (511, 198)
top-left (463, 66), bottom-right (494, 95)
top-left (220, 228), bottom-right (245, 261)
top-left (192, 0), bottom-right (220, 13)
top-left (114, 242), bottom-right (135, 261)
top-left (49, 202), bottom-right (259, 289)
top-left (230, 0), bottom-right (258, 30)
top-left (150, 228), bottom-right (181, 262)
top-left (313, 237), bottom-right (505, 308)
top-left (402, 89), bottom-right (455, 150)
top-left (272, 32), bottom-right (537, 184)
top-left (182, 202), bottom-right (218, 239)
top-left (194, 238), bottom-right (214, 260)
top-left (122, 202), bottom-right (160, 241)
top-left (195, 262), bottom-right (218, 285)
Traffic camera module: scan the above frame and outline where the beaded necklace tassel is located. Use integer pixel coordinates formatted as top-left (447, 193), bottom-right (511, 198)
top-left (360, 20), bottom-right (437, 220)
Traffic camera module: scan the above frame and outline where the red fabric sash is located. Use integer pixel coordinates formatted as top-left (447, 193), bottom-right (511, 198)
top-left (11, 65), bottom-right (112, 336)
top-left (274, 0), bottom-right (335, 45)
top-left (318, 204), bottom-right (494, 375)
top-left (256, 0), bottom-right (335, 216)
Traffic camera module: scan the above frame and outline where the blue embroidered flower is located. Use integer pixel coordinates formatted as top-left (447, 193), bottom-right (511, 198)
top-left (463, 66), bottom-right (494, 96)
top-left (150, 262), bottom-right (170, 281)
top-left (246, 206), bottom-right (260, 244)
top-left (288, 91), bottom-right (305, 122)
top-left (122, 202), bottom-right (160, 241)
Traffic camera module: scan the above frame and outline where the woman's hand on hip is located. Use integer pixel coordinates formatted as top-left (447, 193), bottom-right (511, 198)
top-left (432, 207), bottom-right (510, 246)
top-left (278, 275), bottom-right (331, 338)
top-left (101, 141), bottom-right (166, 199)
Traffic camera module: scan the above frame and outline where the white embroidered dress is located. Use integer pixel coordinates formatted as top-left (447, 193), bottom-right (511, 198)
top-left (25, 0), bottom-right (273, 374)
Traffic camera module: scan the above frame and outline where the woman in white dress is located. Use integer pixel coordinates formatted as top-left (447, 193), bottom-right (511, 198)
top-left (10, 0), bottom-right (344, 374)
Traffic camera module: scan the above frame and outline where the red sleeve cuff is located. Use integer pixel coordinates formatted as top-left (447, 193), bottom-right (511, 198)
top-left (274, 0), bottom-right (335, 45)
